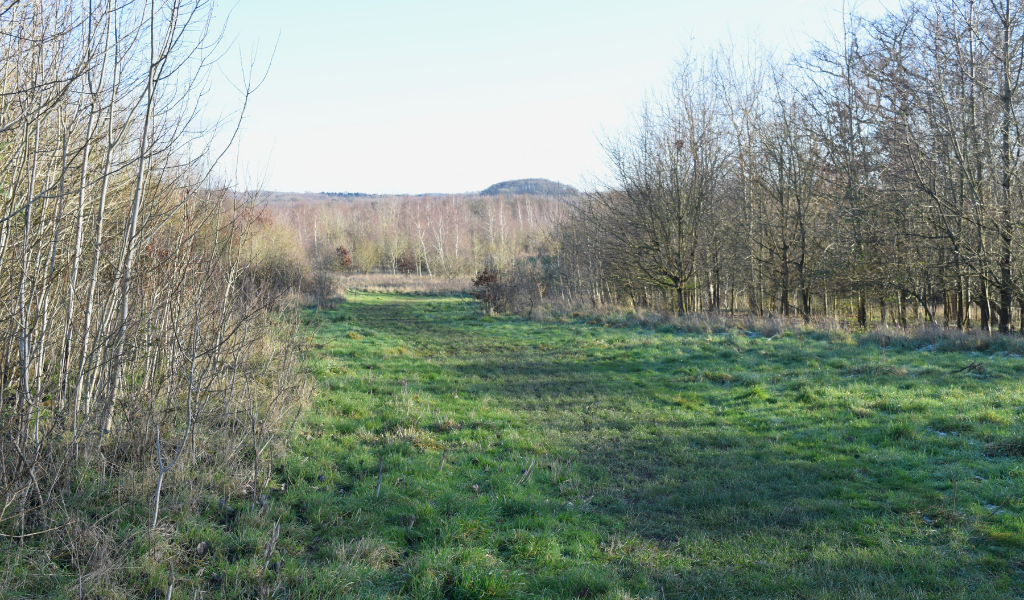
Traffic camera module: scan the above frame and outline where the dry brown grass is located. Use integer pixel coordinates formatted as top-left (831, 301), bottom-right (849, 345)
top-left (529, 305), bottom-right (852, 342)
top-left (340, 273), bottom-right (472, 295)
top-left (861, 324), bottom-right (1024, 353)
top-left (495, 297), bottom-right (1024, 351)
top-left (332, 537), bottom-right (400, 570)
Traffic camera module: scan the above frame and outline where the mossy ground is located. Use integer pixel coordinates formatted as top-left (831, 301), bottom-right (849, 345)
top-left (56, 290), bottom-right (1022, 599)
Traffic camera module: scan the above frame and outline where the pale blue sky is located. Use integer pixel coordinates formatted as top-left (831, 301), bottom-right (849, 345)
top-left (211, 0), bottom-right (897, 194)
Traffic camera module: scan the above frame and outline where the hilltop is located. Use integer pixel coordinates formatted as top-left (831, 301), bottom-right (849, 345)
top-left (480, 178), bottom-right (578, 197)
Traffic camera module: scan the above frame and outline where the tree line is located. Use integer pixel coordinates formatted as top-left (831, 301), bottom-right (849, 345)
top-left (505, 0), bottom-right (1024, 332)
top-left (259, 194), bottom-right (559, 299)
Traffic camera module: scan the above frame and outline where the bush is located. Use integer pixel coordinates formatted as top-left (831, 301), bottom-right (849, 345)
top-left (472, 261), bottom-right (553, 317)
top-left (471, 267), bottom-right (500, 315)
top-left (396, 249), bottom-right (421, 274)
top-left (336, 245), bottom-right (353, 270)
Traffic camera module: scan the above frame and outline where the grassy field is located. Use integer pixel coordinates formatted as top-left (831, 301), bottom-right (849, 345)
top-left (206, 291), bottom-right (1023, 599)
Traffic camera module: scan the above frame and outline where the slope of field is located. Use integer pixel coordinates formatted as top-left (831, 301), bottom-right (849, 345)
top-left (221, 292), bottom-right (1022, 598)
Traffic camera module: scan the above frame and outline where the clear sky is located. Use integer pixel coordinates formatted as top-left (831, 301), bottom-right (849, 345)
top-left (210, 0), bottom-right (898, 195)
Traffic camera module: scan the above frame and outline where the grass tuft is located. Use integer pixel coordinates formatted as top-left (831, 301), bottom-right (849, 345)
top-left (884, 419), bottom-right (918, 441)
top-left (984, 437), bottom-right (1024, 458)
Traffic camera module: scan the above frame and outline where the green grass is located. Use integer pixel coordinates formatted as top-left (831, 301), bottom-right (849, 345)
top-left (212, 292), bottom-right (1024, 598)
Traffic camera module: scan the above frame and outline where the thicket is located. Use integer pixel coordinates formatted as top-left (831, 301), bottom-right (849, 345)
top-left (487, 0), bottom-right (1024, 332)
top-left (0, 1), bottom-right (307, 596)
top-left (263, 194), bottom-right (559, 303)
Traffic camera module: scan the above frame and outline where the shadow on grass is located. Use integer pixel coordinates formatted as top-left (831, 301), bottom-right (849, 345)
top-left (324, 294), bottom-right (1021, 598)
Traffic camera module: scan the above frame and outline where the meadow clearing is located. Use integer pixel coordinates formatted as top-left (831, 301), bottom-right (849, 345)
top-left (206, 290), bottom-right (1024, 599)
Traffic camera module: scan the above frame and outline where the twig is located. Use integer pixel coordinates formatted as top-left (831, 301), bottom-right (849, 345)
top-left (0, 522), bottom-right (66, 538)
top-left (262, 520), bottom-right (281, 575)
top-left (439, 448), bottom-right (447, 473)
top-left (517, 459), bottom-right (536, 485)
top-left (375, 455), bottom-right (384, 499)
top-left (988, 493), bottom-right (1013, 516)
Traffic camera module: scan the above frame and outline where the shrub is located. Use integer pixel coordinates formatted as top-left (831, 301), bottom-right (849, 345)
top-left (336, 245), bottom-right (353, 270)
top-left (471, 267), bottom-right (500, 315)
top-left (396, 249), bottom-right (421, 274)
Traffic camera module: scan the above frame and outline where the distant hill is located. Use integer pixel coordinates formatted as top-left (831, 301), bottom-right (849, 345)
top-left (480, 178), bottom-right (578, 197)
top-left (258, 179), bottom-right (578, 204)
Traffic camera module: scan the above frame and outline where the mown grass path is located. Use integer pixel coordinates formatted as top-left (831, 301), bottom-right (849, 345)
top-left (274, 291), bottom-right (1023, 598)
